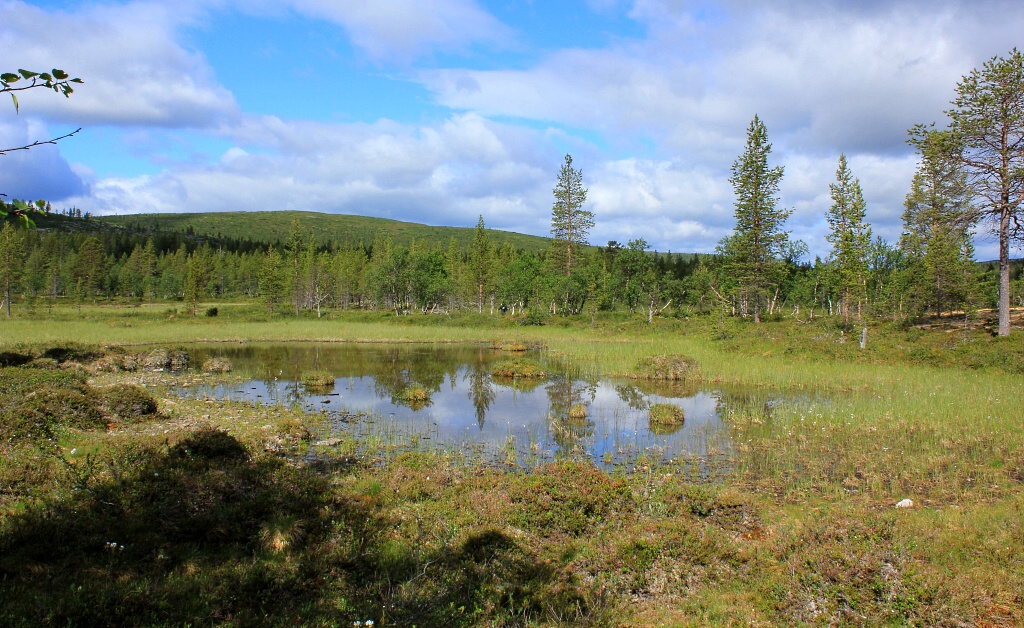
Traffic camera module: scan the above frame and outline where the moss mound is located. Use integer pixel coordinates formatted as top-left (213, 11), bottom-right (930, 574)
top-left (102, 385), bottom-right (158, 423)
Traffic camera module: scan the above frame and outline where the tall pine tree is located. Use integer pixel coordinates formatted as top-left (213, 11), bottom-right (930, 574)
top-left (550, 154), bottom-right (592, 278)
top-left (946, 49), bottom-right (1024, 336)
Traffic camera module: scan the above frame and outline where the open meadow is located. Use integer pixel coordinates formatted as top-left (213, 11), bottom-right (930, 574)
top-left (1, 304), bottom-right (1022, 626)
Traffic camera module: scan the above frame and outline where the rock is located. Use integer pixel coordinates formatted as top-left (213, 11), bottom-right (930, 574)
top-left (894, 498), bottom-right (914, 509)
top-left (314, 438), bottom-right (344, 447)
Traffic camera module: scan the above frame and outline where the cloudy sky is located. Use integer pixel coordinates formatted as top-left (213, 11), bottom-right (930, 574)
top-left (1, 0), bottom-right (1022, 259)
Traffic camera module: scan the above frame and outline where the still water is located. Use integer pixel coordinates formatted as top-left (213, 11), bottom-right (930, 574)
top-left (175, 343), bottom-right (740, 470)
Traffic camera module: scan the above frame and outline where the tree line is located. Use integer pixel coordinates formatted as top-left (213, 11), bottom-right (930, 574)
top-left (2, 52), bottom-right (1023, 327)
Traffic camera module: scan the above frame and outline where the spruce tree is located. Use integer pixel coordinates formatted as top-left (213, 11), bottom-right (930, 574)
top-left (469, 215), bottom-right (493, 313)
top-left (826, 154), bottom-right (872, 321)
top-left (727, 115), bottom-right (791, 323)
top-left (902, 128), bottom-right (973, 317)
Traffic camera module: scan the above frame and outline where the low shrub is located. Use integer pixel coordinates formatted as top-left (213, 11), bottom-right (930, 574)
top-left (1, 386), bottom-right (105, 441)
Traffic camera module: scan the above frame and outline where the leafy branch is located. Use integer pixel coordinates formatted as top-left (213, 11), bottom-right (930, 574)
top-left (0, 68), bottom-right (83, 228)
top-left (1, 68), bottom-right (83, 113)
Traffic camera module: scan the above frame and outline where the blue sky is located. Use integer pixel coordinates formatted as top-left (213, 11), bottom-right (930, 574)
top-left (2, 0), bottom-right (1023, 259)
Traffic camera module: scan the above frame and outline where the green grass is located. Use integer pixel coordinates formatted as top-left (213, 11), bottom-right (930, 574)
top-left (1, 306), bottom-right (1023, 624)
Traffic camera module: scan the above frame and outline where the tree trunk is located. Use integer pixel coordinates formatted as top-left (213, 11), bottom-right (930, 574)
top-left (998, 204), bottom-right (1011, 336)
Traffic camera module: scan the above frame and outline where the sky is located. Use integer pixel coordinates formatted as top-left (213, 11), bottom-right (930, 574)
top-left (1, 0), bottom-right (1022, 260)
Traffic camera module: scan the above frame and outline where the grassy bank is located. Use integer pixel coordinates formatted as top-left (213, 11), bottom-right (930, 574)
top-left (1, 306), bottom-right (1022, 625)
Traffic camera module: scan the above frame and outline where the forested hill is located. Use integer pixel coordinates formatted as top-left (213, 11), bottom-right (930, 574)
top-left (97, 211), bottom-right (553, 253)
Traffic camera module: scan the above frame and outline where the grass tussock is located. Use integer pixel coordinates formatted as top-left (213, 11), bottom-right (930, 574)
top-left (300, 370), bottom-right (334, 389)
top-left (633, 354), bottom-right (699, 380)
top-left (491, 358), bottom-right (547, 379)
top-left (649, 402), bottom-right (685, 426)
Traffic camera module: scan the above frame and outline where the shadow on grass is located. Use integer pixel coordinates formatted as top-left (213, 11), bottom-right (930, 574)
top-left (0, 429), bottom-right (585, 626)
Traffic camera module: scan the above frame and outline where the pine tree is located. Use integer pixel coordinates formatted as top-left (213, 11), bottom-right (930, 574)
top-left (825, 154), bottom-right (872, 321)
top-left (727, 115), bottom-right (791, 323)
top-left (550, 154), bottom-right (592, 278)
top-left (946, 49), bottom-right (1024, 336)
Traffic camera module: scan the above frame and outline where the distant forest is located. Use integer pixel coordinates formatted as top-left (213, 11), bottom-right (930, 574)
top-left (0, 206), bottom-right (1019, 322)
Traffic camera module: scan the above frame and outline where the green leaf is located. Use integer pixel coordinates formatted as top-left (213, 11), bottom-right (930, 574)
top-left (40, 73), bottom-right (52, 82)
top-left (13, 199), bottom-right (28, 210)
top-left (52, 69), bottom-right (68, 79)
top-left (10, 93), bottom-right (18, 113)
top-left (71, 78), bottom-right (83, 84)
top-left (35, 199), bottom-right (46, 210)
top-left (17, 69), bottom-right (38, 79)
top-left (1, 72), bottom-right (20, 83)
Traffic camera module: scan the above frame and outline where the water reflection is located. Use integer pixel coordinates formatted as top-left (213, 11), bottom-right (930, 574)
top-left (177, 343), bottom-right (740, 469)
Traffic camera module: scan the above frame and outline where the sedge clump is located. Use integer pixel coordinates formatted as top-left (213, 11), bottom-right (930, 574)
top-left (633, 355), bottom-right (698, 381)
top-left (648, 403), bottom-right (685, 426)
top-left (300, 370), bottom-right (334, 389)
top-left (492, 358), bottom-right (547, 379)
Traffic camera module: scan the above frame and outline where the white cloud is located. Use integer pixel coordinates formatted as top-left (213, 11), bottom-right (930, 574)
top-left (284, 0), bottom-right (512, 61)
top-left (0, 1), bottom-right (237, 127)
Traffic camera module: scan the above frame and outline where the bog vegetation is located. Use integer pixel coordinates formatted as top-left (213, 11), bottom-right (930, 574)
top-left (0, 52), bottom-right (1023, 626)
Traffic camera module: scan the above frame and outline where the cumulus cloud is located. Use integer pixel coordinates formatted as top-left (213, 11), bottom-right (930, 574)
top-left (9, 0), bottom-right (1020, 262)
top-left (66, 113), bottom-right (562, 234)
top-left (0, 119), bottom-right (88, 200)
top-left (0, 0), bottom-right (237, 127)
top-left (283, 0), bottom-right (512, 61)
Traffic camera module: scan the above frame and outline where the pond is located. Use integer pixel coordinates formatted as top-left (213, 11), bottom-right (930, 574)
top-left (173, 343), bottom-right (750, 472)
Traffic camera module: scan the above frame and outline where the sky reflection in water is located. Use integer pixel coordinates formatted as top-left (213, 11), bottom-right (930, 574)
top-left (176, 343), bottom-right (736, 468)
